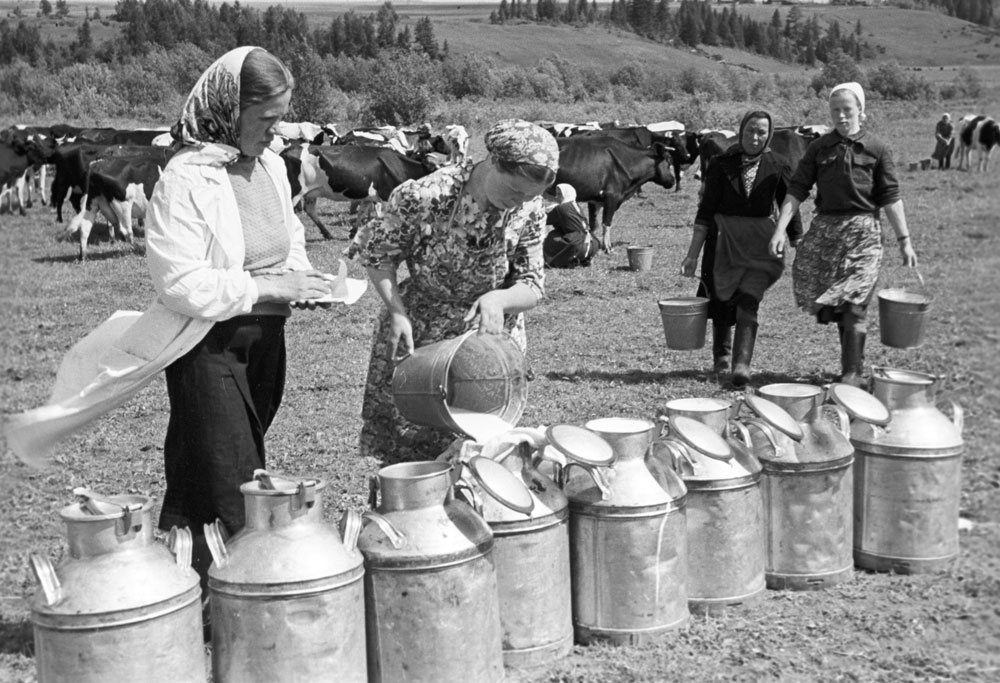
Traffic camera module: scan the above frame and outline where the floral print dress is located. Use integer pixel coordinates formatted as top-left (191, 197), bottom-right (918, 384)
top-left (351, 161), bottom-right (546, 463)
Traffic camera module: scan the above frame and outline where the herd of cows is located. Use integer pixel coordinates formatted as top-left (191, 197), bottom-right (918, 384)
top-left (0, 112), bottom-right (996, 260)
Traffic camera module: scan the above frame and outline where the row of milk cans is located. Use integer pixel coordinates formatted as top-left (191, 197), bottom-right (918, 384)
top-left (28, 366), bottom-right (964, 683)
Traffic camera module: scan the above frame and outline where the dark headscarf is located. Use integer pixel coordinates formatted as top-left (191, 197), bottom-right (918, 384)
top-left (724, 110), bottom-right (774, 165)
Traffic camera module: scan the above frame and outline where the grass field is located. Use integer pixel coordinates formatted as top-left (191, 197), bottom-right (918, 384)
top-left (1, 97), bottom-right (999, 681)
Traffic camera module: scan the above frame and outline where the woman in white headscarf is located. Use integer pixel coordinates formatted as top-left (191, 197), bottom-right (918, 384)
top-left (770, 82), bottom-right (918, 386)
top-left (6, 47), bottom-right (364, 578)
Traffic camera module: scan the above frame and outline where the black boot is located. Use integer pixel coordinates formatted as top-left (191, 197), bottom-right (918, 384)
top-left (731, 320), bottom-right (757, 389)
top-left (839, 328), bottom-right (867, 388)
top-left (712, 321), bottom-right (732, 374)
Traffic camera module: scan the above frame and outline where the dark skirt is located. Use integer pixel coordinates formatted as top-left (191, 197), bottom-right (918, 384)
top-left (158, 315), bottom-right (286, 535)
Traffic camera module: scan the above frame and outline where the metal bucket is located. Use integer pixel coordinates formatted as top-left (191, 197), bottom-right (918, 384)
top-left (878, 288), bottom-right (932, 349)
top-left (30, 489), bottom-right (204, 683)
top-left (658, 297), bottom-right (708, 350)
top-left (205, 471), bottom-right (367, 683)
top-left (392, 330), bottom-right (527, 439)
top-left (627, 245), bottom-right (654, 271)
top-left (851, 367), bottom-right (964, 573)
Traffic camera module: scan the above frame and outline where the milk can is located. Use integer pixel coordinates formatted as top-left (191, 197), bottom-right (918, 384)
top-left (742, 384), bottom-right (888, 590)
top-left (358, 460), bottom-right (504, 683)
top-left (29, 488), bottom-right (204, 683)
top-left (851, 366), bottom-right (964, 573)
top-left (562, 418), bottom-right (689, 644)
top-left (452, 440), bottom-right (574, 672)
top-left (656, 400), bottom-right (765, 614)
top-left (204, 470), bottom-right (367, 683)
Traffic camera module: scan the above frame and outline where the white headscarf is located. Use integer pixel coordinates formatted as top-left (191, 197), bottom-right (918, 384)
top-left (830, 82), bottom-right (865, 112)
top-left (556, 183), bottom-right (577, 203)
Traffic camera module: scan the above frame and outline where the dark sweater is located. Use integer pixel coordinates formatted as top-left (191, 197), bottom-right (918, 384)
top-left (787, 129), bottom-right (901, 215)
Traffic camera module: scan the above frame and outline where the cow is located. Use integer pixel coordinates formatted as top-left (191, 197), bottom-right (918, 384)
top-left (955, 115), bottom-right (1000, 172)
top-left (281, 143), bottom-right (436, 240)
top-left (65, 147), bottom-right (174, 260)
top-left (537, 121), bottom-right (603, 138)
top-left (573, 124), bottom-right (691, 191)
top-left (553, 136), bottom-right (676, 252)
top-left (0, 127), bottom-right (57, 216)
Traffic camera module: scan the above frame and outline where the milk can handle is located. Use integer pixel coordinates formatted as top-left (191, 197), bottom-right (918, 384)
top-left (817, 404), bottom-right (851, 438)
top-left (361, 511), bottom-right (406, 549)
top-left (562, 463), bottom-right (612, 500)
top-left (941, 399), bottom-right (964, 434)
top-left (339, 510), bottom-right (363, 553)
top-left (166, 526), bottom-right (194, 572)
top-left (531, 445), bottom-right (567, 484)
top-left (453, 478), bottom-right (484, 514)
top-left (653, 438), bottom-right (699, 476)
top-left (728, 420), bottom-right (753, 449)
top-left (29, 554), bottom-right (62, 607)
top-left (745, 419), bottom-right (782, 458)
top-left (253, 469), bottom-right (317, 510)
top-left (203, 519), bottom-right (230, 569)
top-left (73, 487), bottom-right (143, 536)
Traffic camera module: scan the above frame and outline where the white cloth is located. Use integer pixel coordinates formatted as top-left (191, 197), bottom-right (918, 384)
top-left (831, 81), bottom-right (865, 111)
top-left (4, 144), bottom-right (364, 467)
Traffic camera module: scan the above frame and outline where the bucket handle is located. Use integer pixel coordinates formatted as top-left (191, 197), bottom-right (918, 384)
top-left (658, 276), bottom-right (709, 303)
top-left (339, 510), bottom-right (363, 554)
top-left (203, 519), bottom-right (230, 569)
top-left (166, 526), bottom-right (194, 572)
top-left (73, 487), bottom-right (143, 536)
top-left (940, 399), bottom-right (964, 435)
top-left (361, 511), bottom-right (406, 549)
top-left (562, 463), bottom-right (613, 500)
top-left (29, 554), bottom-right (62, 607)
top-left (882, 265), bottom-right (928, 292)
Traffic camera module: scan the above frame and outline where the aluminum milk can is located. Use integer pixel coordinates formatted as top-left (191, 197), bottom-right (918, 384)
top-left (29, 488), bottom-right (203, 683)
top-left (657, 399), bottom-right (765, 614)
top-left (205, 471), bottom-right (367, 683)
top-left (452, 438), bottom-right (574, 672)
top-left (358, 460), bottom-right (504, 683)
top-left (743, 385), bottom-right (889, 590)
top-left (564, 418), bottom-right (689, 644)
top-left (851, 366), bottom-right (964, 573)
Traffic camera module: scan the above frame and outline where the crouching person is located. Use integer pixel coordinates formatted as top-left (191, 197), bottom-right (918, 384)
top-left (543, 183), bottom-right (602, 268)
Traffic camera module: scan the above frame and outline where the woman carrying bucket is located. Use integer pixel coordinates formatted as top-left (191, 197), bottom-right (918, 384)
top-left (681, 110), bottom-right (801, 388)
top-left (349, 119), bottom-right (557, 462)
top-left (770, 82), bottom-right (919, 387)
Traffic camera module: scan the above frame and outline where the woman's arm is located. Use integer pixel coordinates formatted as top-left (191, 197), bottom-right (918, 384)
top-left (681, 224), bottom-right (708, 277)
top-left (367, 265), bottom-right (414, 359)
top-left (882, 200), bottom-right (918, 268)
top-left (769, 196), bottom-right (803, 257)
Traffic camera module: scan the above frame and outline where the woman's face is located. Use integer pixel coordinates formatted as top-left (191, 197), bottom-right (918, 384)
top-left (741, 117), bottom-right (770, 156)
top-left (483, 161), bottom-right (551, 210)
top-left (829, 91), bottom-right (862, 136)
top-left (238, 89), bottom-right (292, 157)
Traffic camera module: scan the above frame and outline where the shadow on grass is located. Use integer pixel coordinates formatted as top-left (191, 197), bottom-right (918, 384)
top-left (0, 616), bottom-right (34, 657)
top-left (751, 369), bottom-right (838, 387)
top-left (546, 367), bottom-right (718, 384)
top-left (33, 247), bottom-right (138, 264)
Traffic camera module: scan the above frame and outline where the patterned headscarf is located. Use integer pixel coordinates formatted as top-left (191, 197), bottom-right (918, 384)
top-left (171, 46), bottom-right (256, 152)
top-left (484, 119), bottom-right (559, 173)
top-left (830, 82), bottom-right (866, 112)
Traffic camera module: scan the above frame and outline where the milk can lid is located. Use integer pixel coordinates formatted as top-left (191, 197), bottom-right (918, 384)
top-left (828, 383), bottom-right (891, 426)
top-left (467, 456), bottom-right (535, 514)
top-left (668, 415), bottom-right (732, 460)
top-left (743, 395), bottom-right (805, 441)
top-left (545, 424), bottom-right (615, 467)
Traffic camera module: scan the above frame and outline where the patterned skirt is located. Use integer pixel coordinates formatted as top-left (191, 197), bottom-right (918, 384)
top-left (792, 213), bottom-right (883, 316)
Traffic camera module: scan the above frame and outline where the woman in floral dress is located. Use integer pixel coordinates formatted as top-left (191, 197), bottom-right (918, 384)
top-left (350, 119), bottom-right (558, 462)
top-left (770, 82), bottom-right (918, 386)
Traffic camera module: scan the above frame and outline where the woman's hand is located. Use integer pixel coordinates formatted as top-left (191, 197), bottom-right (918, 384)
top-left (680, 256), bottom-right (697, 277)
top-left (255, 269), bottom-right (331, 303)
top-left (899, 240), bottom-right (918, 268)
top-left (768, 232), bottom-right (786, 258)
top-left (465, 290), bottom-right (506, 335)
top-left (388, 311), bottom-right (414, 361)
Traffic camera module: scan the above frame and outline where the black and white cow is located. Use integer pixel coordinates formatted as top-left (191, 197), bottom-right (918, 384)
top-left (66, 147), bottom-right (174, 260)
top-left (0, 127), bottom-right (57, 215)
top-left (955, 114), bottom-right (1000, 173)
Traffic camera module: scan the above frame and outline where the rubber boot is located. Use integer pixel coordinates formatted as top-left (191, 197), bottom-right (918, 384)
top-left (712, 321), bottom-right (732, 374)
top-left (731, 319), bottom-right (757, 389)
top-left (839, 327), bottom-right (867, 388)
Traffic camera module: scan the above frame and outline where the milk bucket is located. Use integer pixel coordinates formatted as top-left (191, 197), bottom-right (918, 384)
top-left (392, 330), bottom-right (527, 438)
top-left (658, 297), bottom-right (709, 350)
top-left (627, 245), bottom-right (654, 271)
top-left (878, 269), bottom-right (931, 349)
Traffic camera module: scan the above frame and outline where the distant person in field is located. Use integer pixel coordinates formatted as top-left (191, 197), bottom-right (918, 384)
top-left (5, 46), bottom-right (366, 594)
top-left (932, 113), bottom-right (955, 170)
top-left (680, 109), bottom-right (801, 388)
top-left (770, 82), bottom-right (918, 387)
top-left (350, 119), bottom-right (556, 463)
top-left (543, 182), bottom-right (602, 268)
